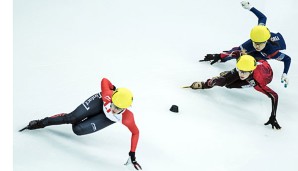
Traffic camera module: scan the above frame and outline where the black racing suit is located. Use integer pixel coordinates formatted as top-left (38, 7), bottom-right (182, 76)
top-left (202, 68), bottom-right (254, 89)
top-left (40, 93), bottom-right (115, 135)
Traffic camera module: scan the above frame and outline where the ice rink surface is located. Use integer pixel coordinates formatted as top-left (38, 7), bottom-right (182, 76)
top-left (12, 0), bottom-right (298, 171)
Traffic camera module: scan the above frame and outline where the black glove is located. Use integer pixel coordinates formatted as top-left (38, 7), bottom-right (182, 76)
top-left (199, 54), bottom-right (221, 65)
top-left (264, 115), bottom-right (281, 129)
top-left (127, 152), bottom-right (142, 170)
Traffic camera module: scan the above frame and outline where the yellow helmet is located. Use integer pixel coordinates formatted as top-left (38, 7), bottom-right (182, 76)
top-left (250, 25), bottom-right (271, 42)
top-left (236, 55), bottom-right (257, 71)
top-left (112, 88), bottom-right (133, 108)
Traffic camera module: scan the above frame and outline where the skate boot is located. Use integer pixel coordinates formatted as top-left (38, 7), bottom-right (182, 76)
top-left (190, 82), bottom-right (205, 89)
top-left (27, 119), bottom-right (46, 130)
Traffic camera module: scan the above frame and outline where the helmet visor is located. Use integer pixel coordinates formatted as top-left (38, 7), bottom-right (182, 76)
top-left (237, 68), bottom-right (252, 74)
top-left (253, 41), bottom-right (267, 45)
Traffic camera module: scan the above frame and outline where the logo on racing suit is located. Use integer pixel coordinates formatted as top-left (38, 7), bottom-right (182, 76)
top-left (83, 93), bottom-right (101, 110)
top-left (91, 123), bottom-right (97, 131)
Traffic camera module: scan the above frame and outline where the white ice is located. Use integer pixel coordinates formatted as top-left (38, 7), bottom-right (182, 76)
top-left (13, 0), bottom-right (298, 171)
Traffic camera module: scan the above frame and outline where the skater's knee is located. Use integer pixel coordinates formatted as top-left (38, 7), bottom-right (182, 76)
top-left (72, 125), bottom-right (84, 136)
top-left (72, 124), bottom-right (92, 136)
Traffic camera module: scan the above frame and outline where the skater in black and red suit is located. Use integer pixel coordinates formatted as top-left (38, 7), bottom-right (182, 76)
top-left (21, 78), bottom-right (142, 170)
top-left (191, 54), bottom-right (281, 130)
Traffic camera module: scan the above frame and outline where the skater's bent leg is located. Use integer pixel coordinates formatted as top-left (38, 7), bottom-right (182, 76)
top-left (72, 113), bottom-right (115, 136)
top-left (42, 93), bottom-right (104, 127)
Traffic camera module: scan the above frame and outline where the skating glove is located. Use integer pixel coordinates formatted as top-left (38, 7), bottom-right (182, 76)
top-left (125, 152), bottom-right (142, 170)
top-left (281, 73), bottom-right (289, 88)
top-left (241, 1), bottom-right (252, 10)
top-left (200, 51), bottom-right (243, 65)
top-left (199, 54), bottom-right (221, 65)
top-left (264, 115), bottom-right (281, 129)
